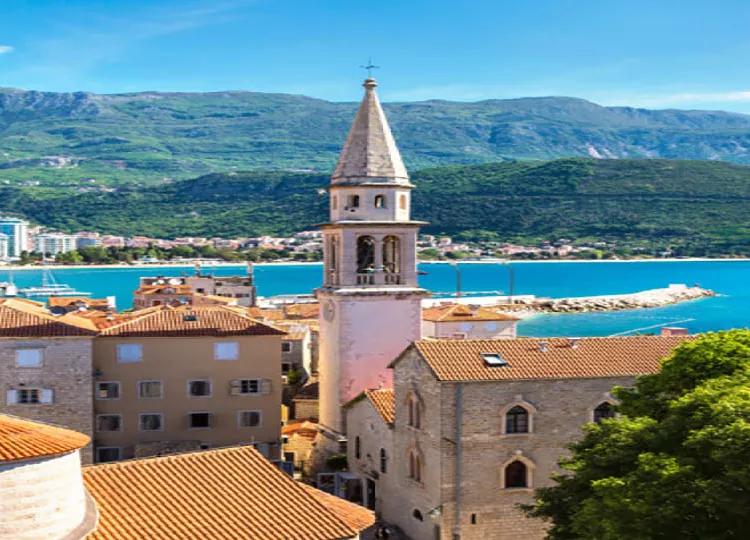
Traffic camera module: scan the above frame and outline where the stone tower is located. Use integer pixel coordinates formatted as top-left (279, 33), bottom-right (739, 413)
top-left (317, 78), bottom-right (429, 438)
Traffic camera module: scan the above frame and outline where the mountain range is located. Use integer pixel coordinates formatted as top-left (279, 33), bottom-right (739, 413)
top-left (2, 88), bottom-right (750, 186)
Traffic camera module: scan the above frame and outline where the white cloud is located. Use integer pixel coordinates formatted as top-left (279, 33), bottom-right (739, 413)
top-left (0, 45), bottom-right (14, 54)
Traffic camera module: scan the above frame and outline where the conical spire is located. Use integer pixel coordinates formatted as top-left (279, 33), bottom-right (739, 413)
top-left (332, 78), bottom-right (409, 185)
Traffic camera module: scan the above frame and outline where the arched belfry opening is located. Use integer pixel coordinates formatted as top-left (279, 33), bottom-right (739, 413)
top-left (356, 236), bottom-right (376, 284)
top-left (383, 235), bottom-right (401, 284)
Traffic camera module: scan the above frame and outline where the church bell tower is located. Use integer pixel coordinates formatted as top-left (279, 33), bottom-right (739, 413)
top-left (317, 77), bottom-right (429, 436)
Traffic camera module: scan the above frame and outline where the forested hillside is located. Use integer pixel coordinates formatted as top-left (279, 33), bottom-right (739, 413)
top-left (3, 158), bottom-right (750, 255)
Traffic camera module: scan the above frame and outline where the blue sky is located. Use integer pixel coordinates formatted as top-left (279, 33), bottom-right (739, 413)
top-left (1, 0), bottom-right (750, 111)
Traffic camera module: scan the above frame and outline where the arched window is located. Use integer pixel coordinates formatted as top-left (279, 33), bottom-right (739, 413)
top-left (355, 436), bottom-right (361, 459)
top-left (409, 450), bottom-right (422, 482)
top-left (380, 448), bottom-right (387, 473)
top-left (505, 406), bottom-right (529, 434)
top-left (399, 194), bottom-right (407, 210)
top-left (374, 194), bottom-right (386, 208)
top-left (348, 194), bottom-right (360, 208)
top-left (407, 394), bottom-right (421, 429)
top-left (383, 235), bottom-right (401, 275)
top-left (593, 402), bottom-right (615, 423)
top-left (356, 236), bottom-right (376, 274)
top-left (504, 460), bottom-right (528, 488)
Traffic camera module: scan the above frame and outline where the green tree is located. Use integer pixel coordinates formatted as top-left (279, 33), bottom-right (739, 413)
top-left (526, 330), bottom-right (750, 540)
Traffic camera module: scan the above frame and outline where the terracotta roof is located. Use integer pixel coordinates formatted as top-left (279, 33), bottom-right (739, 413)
top-left (300, 484), bottom-right (376, 532)
top-left (47, 296), bottom-right (110, 308)
top-left (282, 419), bottom-right (319, 440)
top-left (367, 389), bottom-right (395, 424)
top-left (400, 336), bottom-right (690, 382)
top-left (283, 303), bottom-right (320, 319)
top-left (0, 298), bottom-right (97, 337)
top-left (83, 445), bottom-right (373, 540)
top-left (135, 284), bottom-right (192, 296)
top-left (422, 303), bottom-right (521, 322)
top-left (0, 414), bottom-right (90, 462)
top-left (276, 322), bottom-right (310, 341)
top-left (98, 304), bottom-right (285, 338)
top-left (332, 78), bottom-right (409, 184)
top-left (294, 380), bottom-right (319, 400)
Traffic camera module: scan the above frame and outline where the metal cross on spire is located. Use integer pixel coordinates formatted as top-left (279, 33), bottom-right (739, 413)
top-left (360, 58), bottom-right (380, 78)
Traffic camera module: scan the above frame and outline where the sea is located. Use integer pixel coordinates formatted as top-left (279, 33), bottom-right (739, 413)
top-left (4, 260), bottom-right (748, 337)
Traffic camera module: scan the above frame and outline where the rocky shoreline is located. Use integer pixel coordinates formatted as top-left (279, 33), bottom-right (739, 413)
top-left (502, 284), bottom-right (715, 314)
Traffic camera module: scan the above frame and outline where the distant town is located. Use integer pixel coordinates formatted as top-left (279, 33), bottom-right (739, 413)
top-left (0, 215), bottom-right (699, 266)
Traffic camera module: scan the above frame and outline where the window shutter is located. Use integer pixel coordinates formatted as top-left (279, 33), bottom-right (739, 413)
top-left (41, 389), bottom-right (54, 404)
top-left (6, 389), bottom-right (17, 404)
top-left (229, 379), bottom-right (241, 396)
top-left (260, 379), bottom-right (272, 395)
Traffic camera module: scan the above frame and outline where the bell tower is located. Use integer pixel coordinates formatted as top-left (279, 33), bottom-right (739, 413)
top-left (317, 78), bottom-right (429, 436)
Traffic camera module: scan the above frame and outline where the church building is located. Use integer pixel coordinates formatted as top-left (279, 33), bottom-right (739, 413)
top-left (316, 77), bottom-right (429, 440)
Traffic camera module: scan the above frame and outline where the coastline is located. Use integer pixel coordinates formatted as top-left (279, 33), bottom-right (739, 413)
top-left (0, 256), bottom-right (748, 272)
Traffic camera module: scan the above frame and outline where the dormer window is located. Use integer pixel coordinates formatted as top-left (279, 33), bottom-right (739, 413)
top-left (374, 195), bottom-right (386, 208)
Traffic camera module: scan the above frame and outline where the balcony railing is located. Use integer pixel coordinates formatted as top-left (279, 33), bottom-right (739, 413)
top-left (356, 273), bottom-right (375, 285)
top-left (384, 273), bottom-right (402, 285)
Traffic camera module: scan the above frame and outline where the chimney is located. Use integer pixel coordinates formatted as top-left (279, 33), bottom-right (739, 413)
top-left (538, 340), bottom-right (549, 353)
top-left (569, 337), bottom-right (581, 349)
top-left (661, 327), bottom-right (688, 337)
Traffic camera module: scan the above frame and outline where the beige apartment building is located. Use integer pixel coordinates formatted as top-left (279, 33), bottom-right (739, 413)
top-left (0, 298), bottom-right (97, 463)
top-left (347, 335), bottom-right (689, 540)
top-left (92, 304), bottom-right (285, 463)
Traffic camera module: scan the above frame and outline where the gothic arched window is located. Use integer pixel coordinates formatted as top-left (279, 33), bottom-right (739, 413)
top-left (380, 448), bottom-right (387, 473)
top-left (355, 435), bottom-right (361, 459)
top-left (593, 402), bottom-right (615, 423)
top-left (407, 393), bottom-right (421, 429)
top-left (505, 405), bottom-right (529, 434)
top-left (374, 194), bottom-right (386, 208)
top-left (356, 236), bottom-right (376, 274)
top-left (383, 235), bottom-right (401, 275)
top-left (409, 450), bottom-right (422, 482)
top-left (504, 460), bottom-right (528, 488)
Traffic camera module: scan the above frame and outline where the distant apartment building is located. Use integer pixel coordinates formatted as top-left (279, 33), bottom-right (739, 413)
top-left (0, 233), bottom-right (8, 260)
top-left (0, 298), bottom-right (97, 463)
top-left (34, 233), bottom-right (77, 256)
top-left (0, 216), bottom-right (29, 258)
top-left (75, 232), bottom-right (102, 249)
top-left (92, 304), bottom-right (285, 463)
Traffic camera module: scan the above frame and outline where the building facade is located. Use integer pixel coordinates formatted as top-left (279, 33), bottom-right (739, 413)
top-left (422, 303), bottom-right (519, 339)
top-left (316, 77), bottom-right (429, 440)
top-left (34, 233), bottom-right (77, 256)
top-left (92, 305), bottom-right (284, 462)
top-left (347, 336), bottom-right (688, 540)
top-left (0, 217), bottom-right (28, 258)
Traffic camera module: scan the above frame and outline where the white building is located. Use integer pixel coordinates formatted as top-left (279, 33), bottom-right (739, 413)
top-left (0, 234), bottom-right (9, 261)
top-left (316, 77), bottom-right (429, 444)
top-left (0, 217), bottom-right (29, 259)
top-left (34, 233), bottom-right (77, 256)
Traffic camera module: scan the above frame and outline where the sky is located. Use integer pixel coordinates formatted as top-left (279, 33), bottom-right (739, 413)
top-left (1, 0), bottom-right (750, 112)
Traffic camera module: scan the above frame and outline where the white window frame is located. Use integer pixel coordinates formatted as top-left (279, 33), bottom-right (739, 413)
top-left (116, 343), bottom-right (143, 363)
top-left (187, 379), bottom-right (212, 398)
top-left (214, 341), bottom-right (239, 361)
top-left (281, 341), bottom-right (292, 353)
top-left (237, 409), bottom-right (262, 428)
top-left (139, 412), bottom-right (164, 432)
top-left (239, 378), bottom-right (260, 394)
top-left (96, 447), bottom-right (122, 463)
top-left (96, 381), bottom-right (121, 400)
top-left (188, 411), bottom-right (212, 430)
top-left (17, 388), bottom-right (41, 404)
top-left (15, 348), bottom-right (43, 368)
top-left (96, 414), bottom-right (123, 432)
top-left (137, 380), bottom-right (163, 399)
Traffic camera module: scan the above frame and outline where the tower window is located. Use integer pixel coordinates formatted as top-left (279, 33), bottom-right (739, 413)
top-left (355, 436), bottom-right (361, 459)
top-left (348, 194), bottom-right (360, 208)
top-left (505, 405), bottom-right (529, 434)
top-left (383, 235), bottom-right (401, 276)
top-left (409, 450), bottom-right (422, 482)
top-left (380, 448), bottom-right (388, 473)
top-left (399, 194), bottom-right (407, 210)
top-left (332, 196), bottom-right (337, 210)
top-left (356, 236), bottom-right (376, 274)
top-left (593, 402), bottom-right (615, 423)
top-left (504, 460), bottom-right (528, 488)
top-left (374, 194), bottom-right (386, 208)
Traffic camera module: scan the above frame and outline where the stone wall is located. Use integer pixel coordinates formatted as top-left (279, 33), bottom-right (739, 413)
top-left (0, 337), bottom-right (94, 463)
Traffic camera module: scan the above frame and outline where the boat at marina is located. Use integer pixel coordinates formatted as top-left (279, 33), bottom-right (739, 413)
top-left (17, 270), bottom-right (91, 298)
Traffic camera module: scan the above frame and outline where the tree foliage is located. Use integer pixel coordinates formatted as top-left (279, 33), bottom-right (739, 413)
top-left (526, 330), bottom-right (750, 540)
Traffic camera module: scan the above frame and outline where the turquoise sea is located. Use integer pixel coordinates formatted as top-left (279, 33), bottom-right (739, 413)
top-left (5, 260), bottom-right (748, 337)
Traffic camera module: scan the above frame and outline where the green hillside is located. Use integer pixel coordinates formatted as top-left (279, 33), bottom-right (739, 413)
top-left (2, 88), bottom-right (750, 187)
top-left (3, 158), bottom-right (750, 255)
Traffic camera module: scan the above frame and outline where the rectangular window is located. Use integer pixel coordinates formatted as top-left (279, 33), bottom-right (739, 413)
top-left (96, 382), bottom-right (120, 400)
top-left (282, 363), bottom-right (292, 374)
top-left (138, 380), bottom-right (162, 399)
top-left (97, 414), bottom-right (122, 432)
top-left (240, 379), bottom-right (259, 394)
top-left (214, 342), bottom-right (239, 360)
top-left (188, 380), bottom-right (211, 397)
top-left (96, 447), bottom-right (122, 463)
top-left (117, 343), bottom-right (143, 363)
top-left (15, 349), bottom-right (43, 368)
top-left (238, 410), bottom-right (261, 428)
top-left (281, 341), bottom-right (292, 353)
top-left (189, 412), bottom-right (212, 429)
top-left (139, 413), bottom-right (163, 431)
top-left (18, 388), bottom-right (40, 404)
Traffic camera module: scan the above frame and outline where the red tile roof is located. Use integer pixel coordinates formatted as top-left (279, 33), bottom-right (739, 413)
top-left (99, 304), bottom-right (285, 338)
top-left (0, 298), bottom-right (97, 337)
top-left (365, 389), bottom-right (395, 424)
top-left (0, 414), bottom-right (90, 462)
top-left (422, 303), bottom-right (520, 322)
top-left (399, 336), bottom-right (690, 382)
top-left (83, 445), bottom-right (373, 540)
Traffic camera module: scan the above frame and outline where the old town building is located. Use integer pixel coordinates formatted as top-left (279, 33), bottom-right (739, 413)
top-left (346, 335), bottom-right (689, 540)
top-left (422, 303), bottom-right (520, 339)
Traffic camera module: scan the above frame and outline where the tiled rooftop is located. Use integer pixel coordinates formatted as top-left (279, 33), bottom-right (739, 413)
top-left (99, 304), bottom-right (285, 338)
top-left (0, 414), bottom-right (90, 462)
top-left (0, 298), bottom-right (97, 337)
top-left (403, 336), bottom-right (690, 382)
top-left (83, 445), bottom-right (373, 540)
top-left (364, 389), bottom-right (395, 425)
top-left (422, 303), bottom-right (520, 322)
